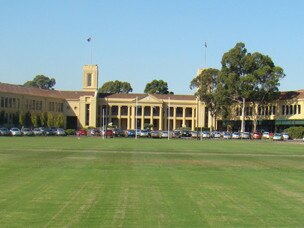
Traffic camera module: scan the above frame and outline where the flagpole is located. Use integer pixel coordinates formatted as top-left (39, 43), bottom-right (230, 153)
top-left (135, 97), bottom-right (138, 140)
top-left (168, 97), bottom-right (170, 140)
top-left (204, 42), bottom-right (207, 68)
top-left (90, 37), bottom-right (93, 64)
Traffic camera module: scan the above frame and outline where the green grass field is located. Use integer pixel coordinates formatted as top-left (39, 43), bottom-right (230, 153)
top-left (0, 137), bottom-right (304, 227)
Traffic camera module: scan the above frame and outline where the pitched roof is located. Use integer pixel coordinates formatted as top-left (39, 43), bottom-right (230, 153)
top-left (0, 83), bottom-right (95, 99)
top-left (279, 90), bottom-right (304, 100)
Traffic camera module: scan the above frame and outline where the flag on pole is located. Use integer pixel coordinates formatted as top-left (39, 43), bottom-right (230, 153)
top-left (204, 42), bottom-right (207, 48)
top-left (87, 37), bottom-right (91, 42)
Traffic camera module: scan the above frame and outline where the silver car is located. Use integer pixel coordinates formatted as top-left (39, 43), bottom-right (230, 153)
top-left (10, 128), bottom-right (21, 136)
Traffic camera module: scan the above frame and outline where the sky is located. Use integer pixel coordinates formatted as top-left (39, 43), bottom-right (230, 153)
top-left (1, 0), bottom-right (304, 94)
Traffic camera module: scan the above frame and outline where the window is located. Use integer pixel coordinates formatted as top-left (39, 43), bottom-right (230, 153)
top-left (290, 105), bottom-right (293, 115)
top-left (299, 105), bottom-right (301, 114)
top-left (273, 106), bottom-right (276, 115)
top-left (294, 105), bottom-right (297, 114)
top-left (87, 73), bottom-right (92, 87)
top-left (286, 105), bottom-right (289, 115)
top-left (282, 105), bottom-right (285, 115)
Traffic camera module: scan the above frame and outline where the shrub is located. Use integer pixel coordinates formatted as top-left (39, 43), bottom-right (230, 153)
top-left (65, 129), bottom-right (76, 135)
top-left (284, 126), bottom-right (304, 139)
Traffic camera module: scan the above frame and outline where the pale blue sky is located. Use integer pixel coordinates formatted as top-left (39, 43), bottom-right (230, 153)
top-left (1, 0), bottom-right (303, 94)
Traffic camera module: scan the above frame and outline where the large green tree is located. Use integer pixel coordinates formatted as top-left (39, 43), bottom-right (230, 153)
top-left (99, 80), bottom-right (132, 93)
top-left (190, 68), bottom-right (220, 131)
top-left (144, 80), bottom-right (173, 94)
top-left (24, 75), bottom-right (56, 90)
top-left (219, 42), bottom-right (285, 132)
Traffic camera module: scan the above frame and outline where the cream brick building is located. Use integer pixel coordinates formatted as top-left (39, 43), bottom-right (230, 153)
top-left (0, 64), bottom-right (303, 132)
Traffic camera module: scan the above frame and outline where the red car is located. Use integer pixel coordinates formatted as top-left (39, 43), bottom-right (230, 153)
top-left (252, 132), bottom-right (261, 139)
top-left (76, 129), bottom-right (87, 136)
top-left (101, 130), bottom-right (113, 138)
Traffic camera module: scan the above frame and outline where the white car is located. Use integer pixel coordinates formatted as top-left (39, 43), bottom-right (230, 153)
top-left (232, 132), bottom-right (241, 139)
top-left (10, 128), bottom-right (21, 136)
top-left (273, 133), bottom-right (283, 141)
top-left (262, 132), bottom-right (270, 139)
top-left (202, 131), bottom-right (210, 138)
top-left (212, 131), bottom-right (221, 138)
top-left (241, 132), bottom-right (250, 139)
top-left (282, 133), bottom-right (289, 140)
top-left (223, 132), bottom-right (232, 139)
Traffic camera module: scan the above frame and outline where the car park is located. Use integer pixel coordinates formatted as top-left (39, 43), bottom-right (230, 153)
top-left (241, 132), bottom-right (250, 139)
top-left (0, 127), bottom-right (10, 136)
top-left (10, 128), bottom-right (21, 136)
top-left (252, 132), bottom-right (262, 139)
top-left (223, 132), bottom-right (232, 139)
top-left (21, 128), bottom-right (34, 136)
top-left (232, 132), bottom-right (241, 139)
top-left (273, 133), bottom-right (283, 141)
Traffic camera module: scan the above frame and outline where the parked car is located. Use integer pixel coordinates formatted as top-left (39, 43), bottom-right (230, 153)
top-left (76, 129), bottom-right (87, 136)
top-left (223, 132), bottom-right (232, 139)
top-left (0, 127), bottom-right (10, 136)
top-left (56, 128), bottom-right (66, 136)
top-left (212, 131), bottom-right (221, 138)
top-left (44, 128), bottom-right (55, 136)
top-left (173, 130), bottom-right (181, 138)
top-left (273, 133), bottom-right (283, 141)
top-left (125, 130), bottom-right (136, 137)
top-left (202, 131), bottom-right (211, 138)
top-left (21, 128), bottom-right (34, 136)
top-left (241, 132), bottom-right (250, 139)
top-left (262, 132), bottom-right (270, 139)
top-left (140, 130), bottom-right (150, 137)
top-left (101, 130), bottom-right (113, 138)
top-left (181, 130), bottom-right (191, 138)
top-left (232, 132), bottom-right (241, 139)
top-left (252, 132), bottom-right (262, 139)
top-left (150, 131), bottom-right (160, 138)
top-left (113, 129), bottom-right (125, 137)
top-left (191, 131), bottom-right (198, 138)
top-left (90, 129), bottom-right (101, 136)
top-left (10, 128), bottom-right (21, 136)
top-left (33, 128), bottom-right (44, 136)
top-left (282, 133), bottom-right (289, 140)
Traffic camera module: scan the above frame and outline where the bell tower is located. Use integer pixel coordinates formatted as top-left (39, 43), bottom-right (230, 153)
top-left (82, 65), bottom-right (98, 92)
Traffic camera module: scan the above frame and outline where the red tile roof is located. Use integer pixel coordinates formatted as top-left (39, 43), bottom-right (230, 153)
top-left (0, 83), bottom-right (95, 99)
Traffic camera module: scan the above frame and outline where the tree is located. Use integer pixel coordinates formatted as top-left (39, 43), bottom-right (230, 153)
top-left (19, 111), bottom-right (32, 127)
top-left (47, 112), bottom-right (54, 127)
top-left (24, 75), bottom-right (56, 90)
top-left (219, 42), bottom-right (285, 132)
top-left (99, 80), bottom-right (132, 93)
top-left (31, 112), bottom-right (41, 128)
top-left (40, 112), bottom-right (48, 127)
top-left (144, 80), bottom-right (173, 94)
top-left (54, 113), bottom-right (65, 128)
top-left (190, 68), bottom-right (220, 131)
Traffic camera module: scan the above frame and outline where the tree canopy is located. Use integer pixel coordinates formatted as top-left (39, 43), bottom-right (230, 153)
top-left (218, 42), bottom-right (285, 131)
top-left (24, 75), bottom-right (56, 90)
top-left (190, 68), bottom-right (220, 130)
top-left (99, 80), bottom-right (133, 93)
top-left (144, 80), bottom-right (173, 94)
